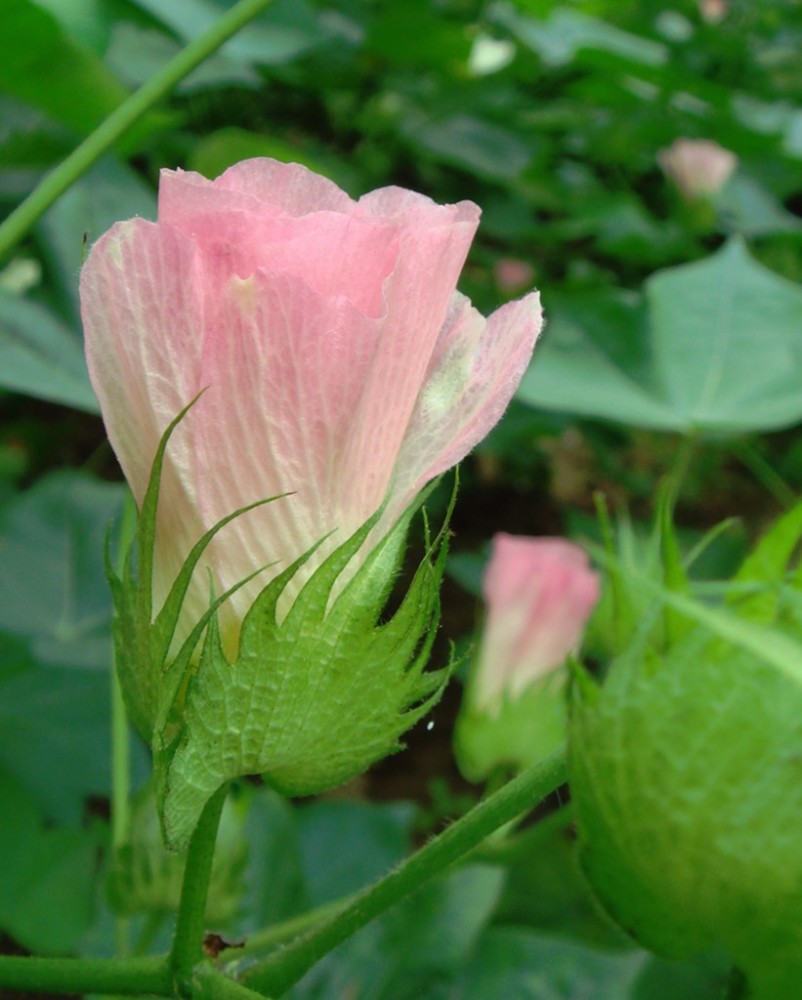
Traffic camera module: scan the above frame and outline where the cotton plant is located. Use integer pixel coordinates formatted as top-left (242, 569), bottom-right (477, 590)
top-left (455, 533), bottom-right (599, 782)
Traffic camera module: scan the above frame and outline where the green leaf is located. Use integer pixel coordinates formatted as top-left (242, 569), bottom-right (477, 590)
top-left (0, 471), bottom-right (124, 668)
top-left (518, 240), bottom-right (802, 434)
top-left (495, 6), bottom-right (667, 68)
top-left (0, 770), bottom-right (102, 953)
top-left (0, 0), bottom-right (130, 136)
top-left (401, 114), bottom-right (533, 181)
top-left (647, 238), bottom-right (802, 432)
top-left (38, 157), bottom-right (157, 324)
top-left (296, 800), bottom-right (413, 907)
top-left (125, 0), bottom-right (326, 66)
top-left (0, 648), bottom-right (110, 822)
top-left (450, 927), bottom-right (645, 999)
top-left (517, 288), bottom-right (678, 430)
top-left (0, 290), bottom-right (98, 412)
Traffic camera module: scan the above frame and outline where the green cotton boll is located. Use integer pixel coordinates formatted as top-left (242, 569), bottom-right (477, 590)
top-left (568, 622), bottom-right (802, 997)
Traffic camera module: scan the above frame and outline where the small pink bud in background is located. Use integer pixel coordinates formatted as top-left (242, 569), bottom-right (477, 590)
top-left (475, 534), bottom-right (599, 711)
top-left (658, 138), bottom-right (737, 200)
top-left (699, 0), bottom-right (727, 23)
top-left (81, 158), bottom-right (542, 652)
top-left (493, 257), bottom-right (535, 295)
top-left (455, 533), bottom-right (599, 781)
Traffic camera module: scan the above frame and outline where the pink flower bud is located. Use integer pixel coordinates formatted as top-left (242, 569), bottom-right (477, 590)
top-left (80, 159), bottom-right (542, 649)
top-left (658, 138), bottom-right (737, 200)
top-left (474, 534), bottom-right (599, 710)
top-left (493, 257), bottom-right (535, 295)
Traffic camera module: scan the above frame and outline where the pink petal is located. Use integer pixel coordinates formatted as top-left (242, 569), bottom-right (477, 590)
top-left (389, 290), bottom-right (543, 517)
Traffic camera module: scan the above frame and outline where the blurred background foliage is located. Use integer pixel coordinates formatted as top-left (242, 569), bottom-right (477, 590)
top-left (1, 0), bottom-right (801, 996)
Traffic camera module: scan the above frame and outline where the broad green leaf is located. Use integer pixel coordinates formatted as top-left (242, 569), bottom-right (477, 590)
top-left (0, 290), bottom-right (98, 411)
top-left (495, 6), bottom-right (667, 68)
top-left (38, 157), bottom-right (156, 323)
top-left (297, 800), bottom-right (413, 906)
top-left (401, 114), bottom-right (533, 181)
top-left (450, 927), bottom-right (645, 999)
top-left (0, 771), bottom-right (101, 953)
top-left (518, 288), bottom-right (678, 430)
top-left (0, 633), bottom-right (110, 822)
top-left (290, 864), bottom-right (504, 1000)
top-left (0, 471), bottom-right (124, 668)
top-left (0, 0), bottom-right (130, 135)
top-left (519, 240), bottom-right (802, 433)
top-left (125, 0), bottom-right (327, 66)
top-left (648, 238), bottom-right (802, 432)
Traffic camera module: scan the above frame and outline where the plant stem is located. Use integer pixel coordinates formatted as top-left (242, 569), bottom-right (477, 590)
top-left (193, 964), bottom-right (274, 1000)
top-left (0, 955), bottom-right (171, 996)
top-left (170, 784), bottom-right (230, 984)
top-left (0, 0), bottom-right (276, 260)
top-left (240, 745), bottom-right (568, 997)
top-left (112, 497), bottom-right (137, 957)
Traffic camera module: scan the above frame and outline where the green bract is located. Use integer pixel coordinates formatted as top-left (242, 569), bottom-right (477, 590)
top-left (109, 404), bottom-right (452, 850)
top-left (455, 672), bottom-right (567, 783)
top-left (569, 501), bottom-right (802, 998)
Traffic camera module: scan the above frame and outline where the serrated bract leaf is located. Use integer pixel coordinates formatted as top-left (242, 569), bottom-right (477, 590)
top-left (159, 498), bottom-right (450, 850)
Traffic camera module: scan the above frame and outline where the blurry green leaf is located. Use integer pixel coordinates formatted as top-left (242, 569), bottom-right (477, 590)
top-left (291, 864), bottom-right (504, 1000)
top-left (105, 23), bottom-right (259, 91)
top-left (717, 174), bottom-right (802, 237)
top-left (126, 0), bottom-right (326, 66)
top-left (495, 5), bottom-right (666, 68)
top-left (0, 470), bottom-right (124, 668)
top-left (0, 0), bottom-right (129, 135)
top-left (39, 157), bottom-right (156, 323)
top-left (648, 238), bottom-right (802, 431)
top-left (0, 98), bottom-right (73, 198)
top-left (402, 113), bottom-right (532, 181)
top-left (632, 951), bottom-right (732, 1000)
top-left (519, 240), bottom-right (802, 433)
top-left (367, 4), bottom-right (471, 68)
top-left (0, 770), bottom-right (101, 953)
top-left (0, 290), bottom-right (98, 411)
top-left (297, 800), bottom-right (413, 906)
top-left (450, 927), bottom-right (645, 999)
top-left (241, 787), bottom-right (307, 929)
top-left (32, 0), bottom-right (109, 52)
top-left (0, 654), bottom-right (110, 822)
top-left (518, 288), bottom-right (678, 430)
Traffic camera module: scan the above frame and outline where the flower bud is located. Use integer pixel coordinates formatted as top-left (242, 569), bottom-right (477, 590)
top-left (455, 534), bottom-right (598, 781)
top-left (658, 138), bottom-right (737, 200)
top-left (81, 158), bottom-right (542, 847)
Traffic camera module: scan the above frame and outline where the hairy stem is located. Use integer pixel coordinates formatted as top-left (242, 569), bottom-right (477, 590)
top-left (241, 745), bottom-right (568, 996)
top-left (0, 0), bottom-right (276, 259)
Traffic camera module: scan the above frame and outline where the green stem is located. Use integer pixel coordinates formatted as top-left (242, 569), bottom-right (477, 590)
top-left (193, 964), bottom-right (273, 1000)
top-left (0, 0), bottom-right (276, 260)
top-left (241, 745), bottom-right (568, 997)
top-left (112, 497), bottom-right (137, 957)
top-left (171, 784), bottom-right (230, 984)
top-left (0, 955), bottom-right (171, 996)
top-left (220, 896), bottom-right (356, 961)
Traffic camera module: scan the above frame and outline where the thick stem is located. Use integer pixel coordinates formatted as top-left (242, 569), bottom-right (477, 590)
top-left (170, 784), bottom-right (229, 984)
top-left (241, 745), bottom-right (568, 997)
top-left (0, 955), bottom-right (171, 996)
top-left (0, 0), bottom-right (276, 260)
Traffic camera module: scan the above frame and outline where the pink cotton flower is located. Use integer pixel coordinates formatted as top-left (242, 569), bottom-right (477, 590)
top-left (81, 159), bottom-right (542, 650)
top-left (474, 534), bottom-right (599, 710)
